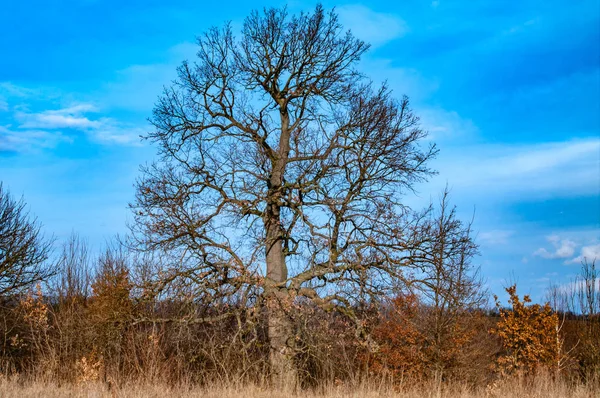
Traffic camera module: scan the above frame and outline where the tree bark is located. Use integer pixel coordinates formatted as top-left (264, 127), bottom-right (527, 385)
top-left (266, 290), bottom-right (297, 390)
top-left (264, 106), bottom-right (297, 389)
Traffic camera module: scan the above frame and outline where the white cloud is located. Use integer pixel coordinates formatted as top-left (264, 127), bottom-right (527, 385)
top-left (534, 235), bottom-right (577, 259)
top-left (433, 138), bottom-right (600, 199)
top-left (479, 229), bottom-right (514, 246)
top-left (17, 104), bottom-right (100, 129)
top-left (337, 5), bottom-right (408, 47)
top-left (0, 82), bottom-right (37, 98)
top-left (533, 236), bottom-right (600, 265)
top-left (0, 82), bottom-right (62, 105)
top-left (91, 124), bottom-right (144, 146)
top-left (417, 107), bottom-right (478, 141)
top-left (0, 87), bottom-right (144, 149)
top-left (569, 243), bottom-right (600, 264)
top-left (0, 126), bottom-right (72, 152)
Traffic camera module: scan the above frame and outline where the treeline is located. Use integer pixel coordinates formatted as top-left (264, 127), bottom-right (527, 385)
top-left (0, 233), bottom-right (598, 389)
top-left (0, 180), bottom-right (599, 389)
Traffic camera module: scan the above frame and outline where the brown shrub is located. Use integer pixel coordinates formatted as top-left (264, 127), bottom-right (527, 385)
top-left (491, 285), bottom-right (560, 376)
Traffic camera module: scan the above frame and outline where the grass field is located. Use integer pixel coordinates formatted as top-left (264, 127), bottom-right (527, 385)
top-left (0, 375), bottom-right (597, 398)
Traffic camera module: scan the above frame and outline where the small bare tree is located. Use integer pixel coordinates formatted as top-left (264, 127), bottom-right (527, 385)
top-left (0, 183), bottom-right (53, 296)
top-left (51, 233), bottom-right (92, 303)
top-left (546, 258), bottom-right (599, 378)
top-left (401, 189), bottom-right (486, 382)
top-left (130, 5), bottom-right (436, 387)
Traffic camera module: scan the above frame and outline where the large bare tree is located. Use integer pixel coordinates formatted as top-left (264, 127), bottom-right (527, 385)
top-left (130, 5), bottom-right (436, 387)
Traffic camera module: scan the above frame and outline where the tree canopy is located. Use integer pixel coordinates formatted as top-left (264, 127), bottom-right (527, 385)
top-left (130, 5), bottom-right (437, 386)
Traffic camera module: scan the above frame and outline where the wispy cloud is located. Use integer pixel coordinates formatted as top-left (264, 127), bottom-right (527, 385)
top-left (0, 126), bottom-right (72, 152)
top-left (435, 138), bottom-right (600, 198)
top-left (0, 85), bottom-right (144, 150)
top-left (478, 229), bottom-right (514, 246)
top-left (16, 104), bottom-right (100, 129)
top-left (91, 123), bottom-right (144, 145)
top-left (418, 107), bottom-right (478, 141)
top-left (0, 82), bottom-right (39, 98)
top-left (337, 5), bottom-right (408, 47)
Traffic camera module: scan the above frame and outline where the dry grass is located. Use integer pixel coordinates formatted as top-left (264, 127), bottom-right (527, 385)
top-left (0, 375), bottom-right (597, 398)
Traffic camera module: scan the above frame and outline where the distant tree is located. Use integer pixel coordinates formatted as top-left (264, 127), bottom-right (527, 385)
top-left (368, 190), bottom-right (487, 383)
top-left (51, 233), bottom-right (92, 304)
top-left (89, 246), bottom-right (133, 377)
top-left (571, 259), bottom-right (600, 379)
top-left (546, 258), bottom-right (599, 379)
top-left (45, 233), bottom-right (94, 382)
top-left (130, 5), bottom-right (436, 387)
top-left (0, 183), bottom-right (53, 296)
top-left (410, 189), bottom-right (486, 381)
top-left (491, 285), bottom-right (559, 376)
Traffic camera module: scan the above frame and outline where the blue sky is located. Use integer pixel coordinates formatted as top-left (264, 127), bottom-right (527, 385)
top-left (1, 0), bottom-right (598, 302)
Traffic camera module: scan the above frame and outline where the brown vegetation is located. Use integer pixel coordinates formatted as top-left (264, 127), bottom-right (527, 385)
top-left (0, 373), bottom-right (597, 398)
top-left (491, 285), bottom-right (560, 376)
top-left (0, 241), bottom-right (596, 394)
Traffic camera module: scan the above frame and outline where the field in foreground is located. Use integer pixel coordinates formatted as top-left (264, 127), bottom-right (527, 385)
top-left (0, 376), bottom-right (597, 398)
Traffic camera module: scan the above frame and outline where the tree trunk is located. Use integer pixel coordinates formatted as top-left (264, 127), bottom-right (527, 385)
top-left (264, 105), bottom-right (297, 389)
top-left (264, 199), bottom-right (297, 390)
top-left (267, 291), bottom-right (297, 390)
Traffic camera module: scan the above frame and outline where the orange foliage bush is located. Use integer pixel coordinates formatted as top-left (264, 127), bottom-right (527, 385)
top-left (367, 293), bottom-right (426, 381)
top-left (366, 293), bottom-right (493, 384)
top-left (491, 285), bottom-right (559, 376)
